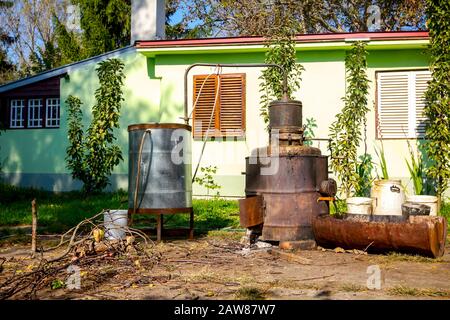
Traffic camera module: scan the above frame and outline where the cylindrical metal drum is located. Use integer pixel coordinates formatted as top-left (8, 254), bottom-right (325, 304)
top-left (269, 100), bottom-right (302, 129)
top-left (128, 123), bottom-right (192, 214)
top-left (371, 179), bottom-right (405, 216)
top-left (245, 146), bottom-right (329, 241)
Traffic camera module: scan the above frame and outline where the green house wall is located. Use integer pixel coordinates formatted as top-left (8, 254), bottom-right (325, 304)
top-left (0, 45), bottom-right (431, 197)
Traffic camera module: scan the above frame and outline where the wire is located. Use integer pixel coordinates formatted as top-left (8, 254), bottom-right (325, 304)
top-left (188, 66), bottom-right (221, 121)
top-left (192, 66), bottom-right (223, 182)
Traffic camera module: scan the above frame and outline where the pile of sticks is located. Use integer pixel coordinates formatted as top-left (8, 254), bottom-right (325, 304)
top-left (0, 210), bottom-right (161, 300)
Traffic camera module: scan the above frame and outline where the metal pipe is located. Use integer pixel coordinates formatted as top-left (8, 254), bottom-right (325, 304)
top-left (312, 215), bottom-right (448, 258)
top-left (183, 63), bottom-right (288, 124)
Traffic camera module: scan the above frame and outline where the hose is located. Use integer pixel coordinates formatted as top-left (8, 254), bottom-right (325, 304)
top-left (129, 129), bottom-right (152, 226)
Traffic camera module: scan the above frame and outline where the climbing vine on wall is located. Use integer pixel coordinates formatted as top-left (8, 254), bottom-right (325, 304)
top-left (329, 42), bottom-right (370, 197)
top-left (66, 58), bottom-right (125, 193)
top-left (259, 9), bottom-right (304, 127)
top-left (423, 0), bottom-right (450, 200)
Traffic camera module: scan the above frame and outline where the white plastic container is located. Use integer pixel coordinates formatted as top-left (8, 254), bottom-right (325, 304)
top-left (371, 180), bottom-right (405, 216)
top-left (346, 197), bottom-right (373, 215)
top-left (406, 195), bottom-right (438, 216)
top-left (104, 210), bottom-right (128, 240)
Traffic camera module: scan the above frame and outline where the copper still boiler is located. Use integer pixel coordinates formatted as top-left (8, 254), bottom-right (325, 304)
top-left (239, 97), bottom-right (336, 242)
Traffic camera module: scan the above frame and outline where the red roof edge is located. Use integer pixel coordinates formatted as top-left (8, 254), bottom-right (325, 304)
top-left (136, 31), bottom-right (429, 49)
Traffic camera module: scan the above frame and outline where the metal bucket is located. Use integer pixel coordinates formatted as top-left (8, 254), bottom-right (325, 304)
top-left (346, 197), bottom-right (373, 215)
top-left (104, 210), bottom-right (128, 240)
top-left (406, 195), bottom-right (438, 216)
top-left (371, 180), bottom-right (405, 216)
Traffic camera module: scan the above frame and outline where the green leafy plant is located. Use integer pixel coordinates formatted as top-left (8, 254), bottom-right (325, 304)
top-left (66, 96), bottom-right (86, 184)
top-left (355, 153), bottom-right (374, 197)
top-left (259, 11), bottom-right (304, 127)
top-left (423, 0), bottom-right (450, 201)
top-left (303, 117), bottom-right (317, 146)
top-left (50, 279), bottom-right (65, 290)
top-left (405, 140), bottom-right (433, 195)
top-left (194, 166), bottom-right (221, 197)
top-left (375, 142), bottom-right (389, 180)
top-left (65, 58), bottom-right (125, 193)
top-left (0, 128), bottom-right (3, 175)
top-left (329, 42), bottom-right (370, 197)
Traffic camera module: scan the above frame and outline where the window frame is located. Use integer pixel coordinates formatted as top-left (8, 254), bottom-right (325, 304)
top-left (27, 98), bottom-right (43, 128)
top-left (192, 73), bottom-right (246, 139)
top-left (45, 98), bottom-right (60, 128)
top-left (10, 99), bottom-right (25, 129)
top-left (375, 68), bottom-right (430, 140)
top-left (7, 96), bottom-right (60, 130)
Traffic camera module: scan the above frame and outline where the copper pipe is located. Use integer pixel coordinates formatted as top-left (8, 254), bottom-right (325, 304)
top-left (183, 63), bottom-right (288, 124)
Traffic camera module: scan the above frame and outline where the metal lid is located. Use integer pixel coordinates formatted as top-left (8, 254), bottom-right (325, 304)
top-left (128, 123), bottom-right (192, 132)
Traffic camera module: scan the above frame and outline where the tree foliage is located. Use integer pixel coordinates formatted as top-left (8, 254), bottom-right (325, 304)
top-left (53, 16), bottom-right (86, 66)
top-left (166, 0), bottom-right (210, 39)
top-left (0, 0), bottom-right (16, 84)
top-left (182, 0), bottom-right (427, 37)
top-left (423, 0), bottom-right (450, 199)
top-left (329, 42), bottom-right (370, 197)
top-left (71, 0), bottom-right (131, 57)
top-left (66, 58), bottom-right (125, 193)
top-left (1, 0), bottom-right (69, 77)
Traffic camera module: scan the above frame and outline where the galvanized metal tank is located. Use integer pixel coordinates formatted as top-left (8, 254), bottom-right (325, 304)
top-left (128, 123), bottom-right (192, 214)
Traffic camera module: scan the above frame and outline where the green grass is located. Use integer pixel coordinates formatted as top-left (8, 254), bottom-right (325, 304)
top-left (383, 252), bottom-right (443, 263)
top-left (340, 283), bottom-right (367, 292)
top-left (235, 286), bottom-right (266, 300)
top-left (135, 198), bottom-right (240, 233)
top-left (0, 184), bottom-right (239, 234)
top-left (440, 202), bottom-right (450, 227)
top-left (387, 285), bottom-right (450, 298)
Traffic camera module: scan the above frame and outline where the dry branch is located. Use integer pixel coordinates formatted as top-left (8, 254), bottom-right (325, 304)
top-left (0, 210), bottom-right (158, 300)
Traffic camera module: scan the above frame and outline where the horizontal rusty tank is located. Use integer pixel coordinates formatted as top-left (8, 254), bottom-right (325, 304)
top-left (240, 99), bottom-right (336, 242)
top-left (312, 215), bottom-right (447, 258)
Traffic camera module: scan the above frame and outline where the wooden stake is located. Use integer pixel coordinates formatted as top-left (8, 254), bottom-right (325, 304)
top-left (31, 199), bottom-right (38, 257)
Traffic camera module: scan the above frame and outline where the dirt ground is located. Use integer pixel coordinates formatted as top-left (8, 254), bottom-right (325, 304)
top-left (1, 232), bottom-right (450, 300)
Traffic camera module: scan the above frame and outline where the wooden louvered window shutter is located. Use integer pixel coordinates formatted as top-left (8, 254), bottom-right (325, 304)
top-left (193, 73), bottom-right (246, 138)
top-left (377, 70), bottom-right (431, 139)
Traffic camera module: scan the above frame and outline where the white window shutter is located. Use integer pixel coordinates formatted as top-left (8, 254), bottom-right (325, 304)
top-left (378, 72), bottom-right (410, 138)
top-left (377, 70), bottom-right (431, 139)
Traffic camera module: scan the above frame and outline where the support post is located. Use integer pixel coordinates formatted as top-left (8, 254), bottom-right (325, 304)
top-left (156, 214), bottom-right (163, 242)
top-left (31, 199), bottom-right (38, 257)
top-left (189, 209), bottom-right (194, 240)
